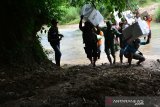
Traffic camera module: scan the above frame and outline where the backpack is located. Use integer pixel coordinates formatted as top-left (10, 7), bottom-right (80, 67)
top-left (48, 27), bottom-right (59, 43)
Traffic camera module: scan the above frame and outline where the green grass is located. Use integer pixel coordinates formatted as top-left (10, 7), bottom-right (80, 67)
top-left (155, 7), bottom-right (160, 22)
top-left (60, 6), bottom-right (80, 24)
top-left (59, 0), bottom-right (160, 25)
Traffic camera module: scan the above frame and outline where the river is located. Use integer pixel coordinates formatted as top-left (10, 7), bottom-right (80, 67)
top-left (38, 22), bottom-right (160, 66)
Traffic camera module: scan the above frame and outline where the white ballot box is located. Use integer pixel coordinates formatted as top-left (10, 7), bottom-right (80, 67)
top-left (81, 4), bottom-right (104, 26)
top-left (81, 4), bottom-right (94, 21)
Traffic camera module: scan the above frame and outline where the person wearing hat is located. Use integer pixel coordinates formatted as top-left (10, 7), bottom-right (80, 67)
top-left (48, 19), bottom-right (63, 67)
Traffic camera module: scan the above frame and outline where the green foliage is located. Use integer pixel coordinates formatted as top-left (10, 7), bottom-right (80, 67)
top-left (67, 0), bottom-right (128, 21)
top-left (0, 0), bottom-right (65, 65)
top-left (152, 0), bottom-right (160, 2)
top-left (69, 0), bottom-right (127, 12)
top-left (155, 7), bottom-right (160, 22)
top-left (125, 0), bottom-right (139, 11)
top-left (60, 6), bottom-right (80, 24)
top-left (139, 0), bottom-right (147, 5)
top-left (0, 0), bottom-right (134, 65)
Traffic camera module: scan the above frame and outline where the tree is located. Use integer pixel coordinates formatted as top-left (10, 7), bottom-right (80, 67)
top-left (69, 0), bottom-right (138, 19)
top-left (0, 0), bottom-right (133, 66)
top-left (0, 0), bottom-right (64, 65)
top-left (70, 0), bottom-right (127, 11)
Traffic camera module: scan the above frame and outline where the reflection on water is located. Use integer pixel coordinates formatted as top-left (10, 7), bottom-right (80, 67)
top-left (39, 23), bottom-right (160, 65)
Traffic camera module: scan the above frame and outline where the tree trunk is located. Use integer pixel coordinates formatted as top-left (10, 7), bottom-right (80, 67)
top-left (0, 0), bottom-right (48, 66)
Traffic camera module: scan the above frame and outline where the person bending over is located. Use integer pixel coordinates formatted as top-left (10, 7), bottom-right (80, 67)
top-left (123, 38), bottom-right (145, 66)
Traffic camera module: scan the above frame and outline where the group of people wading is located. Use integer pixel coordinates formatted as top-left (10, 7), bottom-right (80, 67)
top-left (47, 11), bottom-right (152, 67)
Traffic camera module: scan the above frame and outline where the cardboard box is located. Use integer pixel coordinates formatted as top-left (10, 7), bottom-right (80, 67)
top-left (140, 11), bottom-right (149, 19)
top-left (122, 20), bottom-right (149, 42)
top-left (81, 4), bottom-right (94, 21)
top-left (81, 4), bottom-right (104, 26)
top-left (88, 9), bottom-right (104, 26)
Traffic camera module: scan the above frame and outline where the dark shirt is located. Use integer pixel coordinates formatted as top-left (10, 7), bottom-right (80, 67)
top-left (123, 39), bottom-right (141, 55)
top-left (102, 27), bottom-right (121, 48)
top-left (81, 27), bottom-right (97, 45)
top-left (48, 26), bottom-right (61, 45)
top-left (123, 44), bottom-right (138, 55)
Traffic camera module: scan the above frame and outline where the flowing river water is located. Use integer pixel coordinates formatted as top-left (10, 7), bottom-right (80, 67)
top-left (39, 22), bottom-right (160, 66)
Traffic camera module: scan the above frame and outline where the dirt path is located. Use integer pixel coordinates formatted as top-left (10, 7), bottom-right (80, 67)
top-left (139, 3), bottom-right (159, 15)
top-left (1, 59), bottom-right (160, 107)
